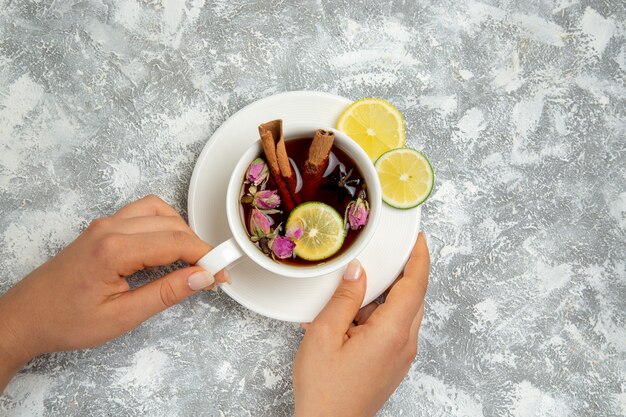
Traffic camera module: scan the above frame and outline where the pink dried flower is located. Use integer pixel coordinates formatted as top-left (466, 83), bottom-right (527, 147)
top-left (270, 235), bottom-right (296, 259)
top-left (253, 189), bottom-right (281, 210)
top-left (248, 208), bottom-right (273, 240)
top-left (246, 158), bottom-right (269, 186)
top-left (286, 223), bottom-right (303, 240)
top-left (345, 196), bottom-right (369, 230)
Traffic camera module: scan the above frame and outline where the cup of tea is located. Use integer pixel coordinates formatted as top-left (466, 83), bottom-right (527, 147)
top-left (196, 122), bottom-right (382, 279)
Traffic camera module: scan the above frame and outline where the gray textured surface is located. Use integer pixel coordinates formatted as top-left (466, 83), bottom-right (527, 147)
top-left (0, 0), bottom-right (625, 416)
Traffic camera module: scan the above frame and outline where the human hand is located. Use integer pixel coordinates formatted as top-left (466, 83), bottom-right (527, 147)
top-left (293, 232), bottom-right (429, 417)
top-left (0, 195), bottom-right (226, 390)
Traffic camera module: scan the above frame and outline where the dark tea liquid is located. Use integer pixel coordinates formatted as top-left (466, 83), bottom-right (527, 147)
top-left (241, 137), bottom-right (367, 266)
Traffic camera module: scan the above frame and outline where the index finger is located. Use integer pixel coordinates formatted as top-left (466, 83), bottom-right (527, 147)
top-left (113, 194), bottom-right (181, 219)
top-left (99, 231), bottom-right (228, 284)
top-left (375, 232), bottom-right (429, 329)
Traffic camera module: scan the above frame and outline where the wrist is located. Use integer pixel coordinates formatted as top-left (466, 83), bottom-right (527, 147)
top-left (0, 296), bottom-right (39, 370)
top-left (0, 319), bottom-right (35, 366)
top-left (0, 319), bottom-right (34, 392)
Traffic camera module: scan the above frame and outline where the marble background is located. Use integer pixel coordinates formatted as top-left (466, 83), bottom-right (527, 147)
top-left (1, 0), bottom-right (625, 416)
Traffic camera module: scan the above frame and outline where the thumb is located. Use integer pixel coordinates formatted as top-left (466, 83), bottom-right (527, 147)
top-left (313, 260), bottom-right (366, 341)
top-left (117, 266), bottom-right (216, 325)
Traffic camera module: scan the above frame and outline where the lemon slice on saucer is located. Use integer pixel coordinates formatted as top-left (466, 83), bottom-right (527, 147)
top-left (286, 202), bottom-right (345, 261)
top-left (375, 148), bottom-right (434, 209)
top-left (336, 98), bottom-right (405, 161)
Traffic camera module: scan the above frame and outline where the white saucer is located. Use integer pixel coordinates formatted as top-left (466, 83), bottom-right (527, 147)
top-left (188, 91), bottom-right (420, 322)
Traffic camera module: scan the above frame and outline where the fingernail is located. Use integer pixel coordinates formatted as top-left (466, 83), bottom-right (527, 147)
top-left (188, 271), bottom-right (215, 291)
top-left (223, 269), bottom-right (232, 285)
top-left (343, 259), bottom-right (362, 281)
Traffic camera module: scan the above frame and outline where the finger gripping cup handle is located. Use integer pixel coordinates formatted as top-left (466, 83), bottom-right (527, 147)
top-left (196, 238), bottom-right (243, 275)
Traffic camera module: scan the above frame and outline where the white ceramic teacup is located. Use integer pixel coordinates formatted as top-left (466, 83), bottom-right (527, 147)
top-left (195, 124), bottom-right (382, 279)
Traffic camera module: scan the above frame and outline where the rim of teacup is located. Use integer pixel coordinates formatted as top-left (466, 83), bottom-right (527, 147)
top-left (225, 123), bottom-right (382, 279)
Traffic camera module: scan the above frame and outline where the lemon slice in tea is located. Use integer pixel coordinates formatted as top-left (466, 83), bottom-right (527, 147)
top-left (375, 148), bottom-right (434, 209)
top-left (286, 202), bottom-right (345, 261)
top-left (336, 98), bottom-right (405, 161)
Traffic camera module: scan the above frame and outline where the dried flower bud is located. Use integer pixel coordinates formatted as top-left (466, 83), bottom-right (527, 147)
top-left (345, 197), bottom-right (369, 230)
top-left (286, 223), bottom-right (303, 240)
top-left (249, 208), bottom-right (272, 239)
top-left (270, 235), bottom-right (296, 259)
top-left (246, 158), bottom-right (269, 186)
top-left (253, 189), bottom-right (281, 210)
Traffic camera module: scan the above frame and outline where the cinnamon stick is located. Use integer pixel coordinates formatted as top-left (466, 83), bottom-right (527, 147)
top-left (302, 129), bottom-right (335, 201)
top-left (258, 120), bottom-right (299, 211)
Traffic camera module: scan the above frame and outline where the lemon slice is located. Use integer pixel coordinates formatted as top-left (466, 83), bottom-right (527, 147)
top-left (336, 98), bottom-right (406, 161)
top-left (375, 148), bottom-right (434, 209)
top-left (286, 202), bottom-right (345, 261)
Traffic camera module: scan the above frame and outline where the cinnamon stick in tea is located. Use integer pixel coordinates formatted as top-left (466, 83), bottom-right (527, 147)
top-left (258, 120), bottom-right (300, 211)
top-left (302, 129), bottom-right (335, 201)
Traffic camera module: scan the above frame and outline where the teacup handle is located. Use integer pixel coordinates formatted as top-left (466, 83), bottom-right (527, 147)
top-left (196, 238), bottom-right (244, 276)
